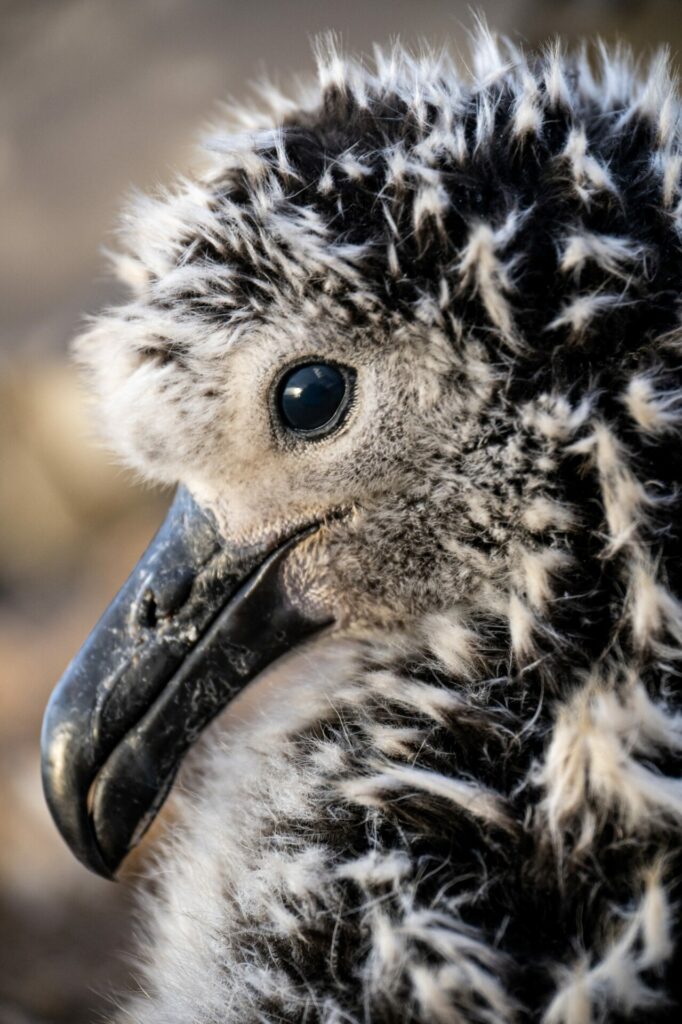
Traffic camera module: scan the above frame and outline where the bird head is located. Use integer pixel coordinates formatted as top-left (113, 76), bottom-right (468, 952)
top-left (41, 34), bottom-right (682, 877)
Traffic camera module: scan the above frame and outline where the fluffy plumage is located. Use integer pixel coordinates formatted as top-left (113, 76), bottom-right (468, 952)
top-left (77, 28), bottom-right (682, 1023)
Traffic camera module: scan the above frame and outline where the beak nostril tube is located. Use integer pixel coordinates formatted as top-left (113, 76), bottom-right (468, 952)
top-left (138, 590), bottom-right (158, 629)
top-left (134, 565), bottom-right (197, 630)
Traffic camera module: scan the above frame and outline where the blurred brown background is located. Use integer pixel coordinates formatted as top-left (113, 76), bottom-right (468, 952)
top-left (0, 1), bottom-right (680, 1021)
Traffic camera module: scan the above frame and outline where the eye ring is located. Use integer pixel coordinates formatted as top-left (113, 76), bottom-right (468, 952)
top-left (275, 361), bottom-right (355, 439)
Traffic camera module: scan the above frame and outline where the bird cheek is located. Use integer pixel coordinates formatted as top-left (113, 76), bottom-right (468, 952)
top-left (282, 535), bottom-right (347, 627)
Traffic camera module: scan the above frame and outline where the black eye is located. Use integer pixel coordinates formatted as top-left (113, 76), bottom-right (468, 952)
top-left (278, 363), bottom-right (352, 436)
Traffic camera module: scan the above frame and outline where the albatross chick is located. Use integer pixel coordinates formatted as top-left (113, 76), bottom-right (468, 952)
top-left (42, 29), bottom-right (682, 1024)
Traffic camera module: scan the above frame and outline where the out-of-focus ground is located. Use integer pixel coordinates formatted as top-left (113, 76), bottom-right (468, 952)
top-left (1, 0), bottom-right (680, 1020)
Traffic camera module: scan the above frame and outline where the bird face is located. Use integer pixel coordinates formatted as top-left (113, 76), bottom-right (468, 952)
top-left (40, 279), bottom-right (478, 878)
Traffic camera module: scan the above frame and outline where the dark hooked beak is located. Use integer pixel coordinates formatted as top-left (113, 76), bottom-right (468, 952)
top-left (41, 487), bottom-right (331, 879)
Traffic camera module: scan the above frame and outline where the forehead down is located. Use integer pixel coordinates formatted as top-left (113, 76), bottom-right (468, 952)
top-left (76, 32), bottom-right (682, 479)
